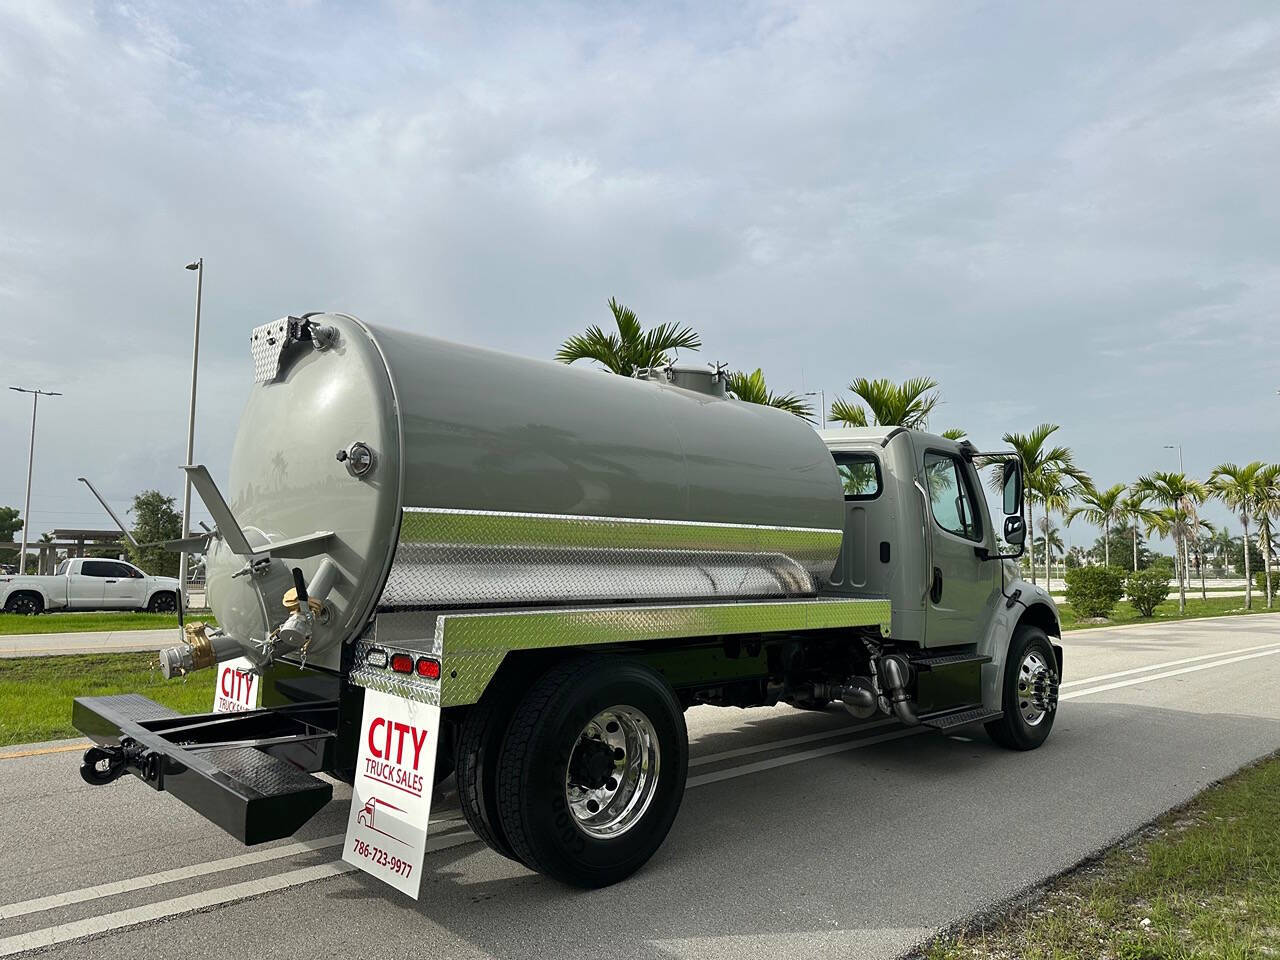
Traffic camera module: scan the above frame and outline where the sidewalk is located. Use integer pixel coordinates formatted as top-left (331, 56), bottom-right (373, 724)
top-left (0, 628), bottom-right (174, 658)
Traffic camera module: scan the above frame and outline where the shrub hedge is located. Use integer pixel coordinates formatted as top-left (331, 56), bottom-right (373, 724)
top-left (1064, 566), bottom-right (1127, 619)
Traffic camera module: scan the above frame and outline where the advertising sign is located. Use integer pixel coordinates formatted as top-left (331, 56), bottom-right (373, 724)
top-left (343, 689), bottom-right (440, 898)
top-left (213, 657), bottom-right (260, 713)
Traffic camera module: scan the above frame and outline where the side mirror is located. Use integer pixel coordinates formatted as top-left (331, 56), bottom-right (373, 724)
top-left (1001, 460), bottom-right (1023, 516)
top-left (1003, 515), bottom-right (1026, 547)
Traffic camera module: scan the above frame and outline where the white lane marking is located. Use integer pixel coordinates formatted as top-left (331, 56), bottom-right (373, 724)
top-left (687, 726), bottom-right (924, 788)
top-left (9, 642), bottom-right (1279, 952)
top-left (0, 813), bottom-right (467, 921)
top-left (690, 718), bottom-right (897, 767)
top-left (0, 831), bottom-right (477, 958)
top-left (1060, 641), bottom-right (1280, 688)
top-left (1060, 647), bottom-right (1280, 701)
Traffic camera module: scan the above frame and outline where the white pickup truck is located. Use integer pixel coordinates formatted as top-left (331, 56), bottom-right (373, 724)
top-left (0, 558), bottom-right (180, 614)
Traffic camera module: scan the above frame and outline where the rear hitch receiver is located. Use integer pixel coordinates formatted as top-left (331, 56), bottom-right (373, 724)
top-left (79, 745), bottom-right (127, 786)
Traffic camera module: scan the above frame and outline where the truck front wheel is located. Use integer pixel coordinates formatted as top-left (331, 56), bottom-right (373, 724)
top-left (985, 625), bottom-right (1060, 750)
top-left (495, 656), bottom-right (688, 888)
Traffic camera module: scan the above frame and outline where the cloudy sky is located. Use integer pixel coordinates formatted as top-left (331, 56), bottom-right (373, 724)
top-left (1, 0), bottom-right (1277, 550)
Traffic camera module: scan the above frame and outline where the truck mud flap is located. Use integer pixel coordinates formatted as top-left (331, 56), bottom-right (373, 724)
top-left (73, 694), bottom-right (338, 845)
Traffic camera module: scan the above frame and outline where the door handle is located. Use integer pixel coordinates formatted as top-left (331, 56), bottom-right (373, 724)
top-left (930, 568), bottom-right (943, 603)
top-left (105, 579), bottom-right (117, 583)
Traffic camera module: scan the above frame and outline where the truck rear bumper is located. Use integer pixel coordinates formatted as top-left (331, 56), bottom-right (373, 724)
top-left (72, 694), bottom-right (338, 845)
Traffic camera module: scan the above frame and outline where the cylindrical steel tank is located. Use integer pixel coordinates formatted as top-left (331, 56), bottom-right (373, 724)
top-left (206, 313), bottom-right (844, 670)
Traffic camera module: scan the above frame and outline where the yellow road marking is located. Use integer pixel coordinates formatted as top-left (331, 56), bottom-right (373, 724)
top-left (0, 741), bottom-right (89, 760)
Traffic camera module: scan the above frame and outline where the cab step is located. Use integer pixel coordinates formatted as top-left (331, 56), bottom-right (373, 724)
top-left (909, 652), bottom-right (992, 671)
top-left (918, 704), bottom-right (1002, 730)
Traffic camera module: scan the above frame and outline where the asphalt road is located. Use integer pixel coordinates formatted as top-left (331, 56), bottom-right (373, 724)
top-left (2, 614), bottom-right (1279, 959)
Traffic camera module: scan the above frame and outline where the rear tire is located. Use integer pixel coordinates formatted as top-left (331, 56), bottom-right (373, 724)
top-left (147, 592), bottom-right (178, 613)
top-left (985, 625), bottom-right (1059, 750)
top-left (455, 670), bottom-right (530, 864)
top-left (3, 592), bottom-right (43, 615)
top-left (495, 656), bottom-right (688, 888)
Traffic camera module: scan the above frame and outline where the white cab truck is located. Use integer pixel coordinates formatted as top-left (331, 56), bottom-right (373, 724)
top-left (72, 314), bottom-right (1061, 894)
top-left (1, 557), bottom-right (180, 614)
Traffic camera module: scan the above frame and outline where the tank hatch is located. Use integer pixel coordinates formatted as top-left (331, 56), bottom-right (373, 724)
top-left (641, 363), bottom-right (728, 398)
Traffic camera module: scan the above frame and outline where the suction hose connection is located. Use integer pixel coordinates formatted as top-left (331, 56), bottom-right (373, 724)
top-left (157, 622), bottom-right (243, 679)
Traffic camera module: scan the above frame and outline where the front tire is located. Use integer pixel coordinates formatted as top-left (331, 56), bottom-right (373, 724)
top-left (985, 625), bottom-right (1060, 750)
top-left (495, 656), bottom-right (688, 888)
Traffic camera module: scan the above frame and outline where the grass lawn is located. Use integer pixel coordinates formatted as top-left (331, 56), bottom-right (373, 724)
top-left (1059, 594), bottom-right (1279, 631)
top-left (923, 751), bottom-right (1280, 960)
top-left (0, 653), bottom-right (215, 746)
top-left (0, 611), bottom-right (214, 635)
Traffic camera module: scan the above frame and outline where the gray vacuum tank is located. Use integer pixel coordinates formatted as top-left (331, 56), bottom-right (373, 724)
top-left (206, 313), bottom-right (845, 671)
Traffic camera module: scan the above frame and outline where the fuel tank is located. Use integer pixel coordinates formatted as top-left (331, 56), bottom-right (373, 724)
top-left (206, 313), bottom-right (845, 671)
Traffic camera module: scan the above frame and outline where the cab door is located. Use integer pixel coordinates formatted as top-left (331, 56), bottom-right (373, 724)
top-left (105, 561), bottom-right (148, 609)
top-left (68, 561), bottom-right (109, 608)
top-left (916, 444), bottom-right (999, 648)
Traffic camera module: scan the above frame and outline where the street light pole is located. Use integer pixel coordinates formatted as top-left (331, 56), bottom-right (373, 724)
top-left (9, 386), bottom-right (62, 575)
top-left (802, 390), bottom-right (827, 428)
top-left (178, 258), bottom-right (204, 609)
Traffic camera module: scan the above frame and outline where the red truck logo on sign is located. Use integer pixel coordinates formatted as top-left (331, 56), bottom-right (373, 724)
top-left (213, 659), bottom-right (259, 713)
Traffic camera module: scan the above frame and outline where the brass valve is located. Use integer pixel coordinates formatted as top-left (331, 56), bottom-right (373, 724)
top-left (282, 587), bottom-right (324, 616)
top-left (181, 621), bottom-right (217, 671)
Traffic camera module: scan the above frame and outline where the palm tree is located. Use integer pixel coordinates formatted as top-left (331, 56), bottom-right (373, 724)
top-left (1137, 472), bottom-right (1209, 613)
top-left (1119, 489), bottom-right (1156, 573)
top-left (1253, 464), bottom-right (1280, 608)
top-left (1037, 518), bottom-right (1065, 583)
top-left (1066, 483), bottom-right (1126, 568)
top-left (725, 369), bottom-right (814, 420)
top-left (1032, 469), bottom-right (1076, 585)
top-left (1208, 462), bottom-right (1263, 610)
top-left (829, 377), bottom-right (940, 430)
top-left (1208, 526), bottom-right (1234, 576)
top-left (999, 424), bottom-right (1088, 586)
top-left (556, 298), bottom-right (701, 377)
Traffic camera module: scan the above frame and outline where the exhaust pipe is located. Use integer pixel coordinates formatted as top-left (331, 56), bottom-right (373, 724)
top-left (878, 654), bottom-right (919, 726)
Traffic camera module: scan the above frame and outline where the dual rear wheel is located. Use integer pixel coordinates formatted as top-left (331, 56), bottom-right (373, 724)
top-left (457, 657), bottom-right (688, 888)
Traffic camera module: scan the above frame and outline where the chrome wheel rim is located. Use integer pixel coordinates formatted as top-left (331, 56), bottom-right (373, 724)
top-left (565, 706), bottom-right (660, 840)
top-left (1018, 650), bottom-right (1056, 726)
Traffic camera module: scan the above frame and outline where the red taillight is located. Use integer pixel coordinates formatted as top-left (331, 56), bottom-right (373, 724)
top-left (390, 653), bottom-right (414, 674)
top-left (416, 657), bottom-right (441, 680)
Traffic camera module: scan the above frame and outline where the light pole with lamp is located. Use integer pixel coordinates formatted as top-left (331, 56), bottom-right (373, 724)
top-left (9, 386), bottom-right (62, 575)
top-left (178, 258), bottom-right (204, 609)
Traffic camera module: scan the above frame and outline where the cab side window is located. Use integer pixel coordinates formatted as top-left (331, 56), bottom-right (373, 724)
top-left (923, 452), bottom-right (983, 542)
top-left (81, 561), bottom-right (114, 577)
top-left (833, 452), bottom-right (882, 500)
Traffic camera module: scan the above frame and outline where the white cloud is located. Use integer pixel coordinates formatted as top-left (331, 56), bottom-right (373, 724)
top-left (2, 0), bottom-right (1278, 550)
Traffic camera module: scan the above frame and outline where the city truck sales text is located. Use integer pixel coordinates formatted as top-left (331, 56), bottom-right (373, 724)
top-left (366, 717), bottom-right (431, 771)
